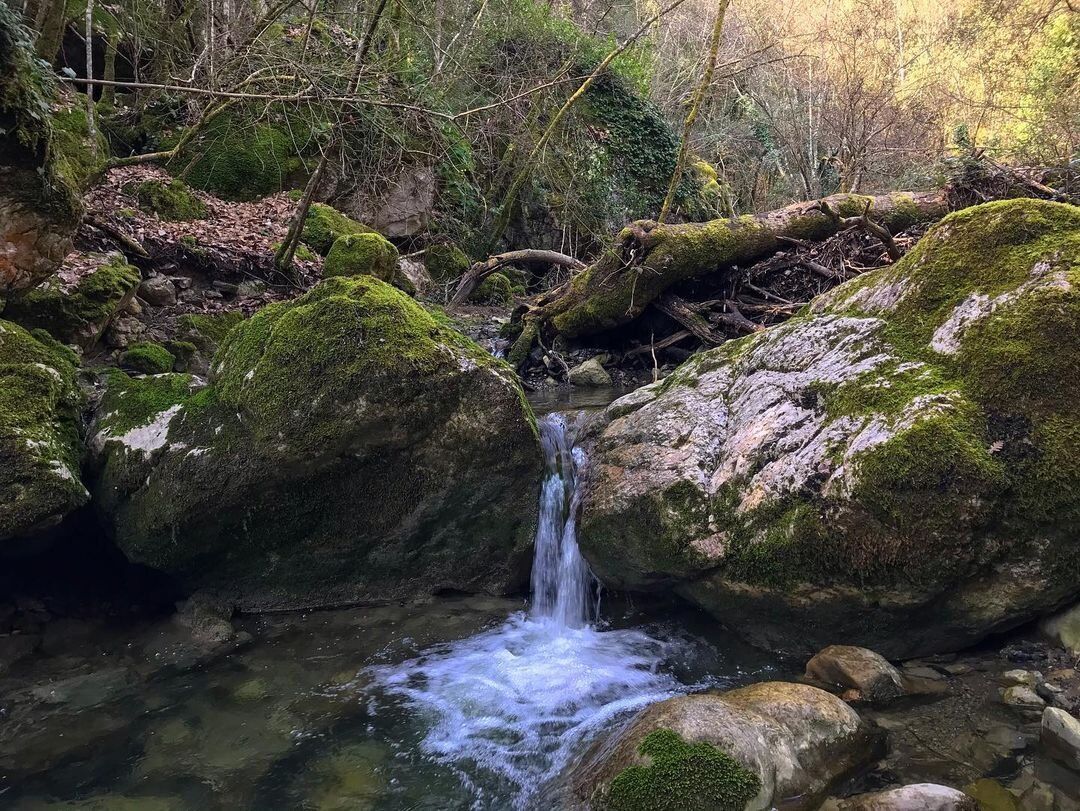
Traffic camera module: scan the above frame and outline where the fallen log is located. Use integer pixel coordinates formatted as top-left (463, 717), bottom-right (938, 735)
top-left (506, 191), bottom-right (948, 365)
top-left (449, 249), bottom-right (584, 306)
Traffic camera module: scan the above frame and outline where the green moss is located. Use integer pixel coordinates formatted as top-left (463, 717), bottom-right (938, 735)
top-left (273, 241), bottom-right (317, 262)
top-left (133, 179), bottom-right (207, 221)
top-left (0, 319), bottom-right (86, 541)
top-left (50, 104), bottom-right (108, 191)
top-left (424, 242), bottom-right (471, 283)
top-left (323, 233), bottom-right (400, 281)
top-left (97, 369), bottom-right (196, 436)
top-left (605, 729), bottom-right (760, 811)
top-left (176, 311), bottom-right (245, 355)
top-left (213, 276), bottom-right (520, 449)
top-left (470, 272), bottom-right (515, 305)
top-left (3, 255), bottom-right (140, 346)
top-left (119, 341), bottom-right (176, 375)
top-left (301, 203), bottom-right (375, 256)
top-left (180, 114), bottom-right (301, 201)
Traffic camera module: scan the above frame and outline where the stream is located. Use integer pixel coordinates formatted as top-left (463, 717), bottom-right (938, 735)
top-left (3, 409), bottom-right (780, 810)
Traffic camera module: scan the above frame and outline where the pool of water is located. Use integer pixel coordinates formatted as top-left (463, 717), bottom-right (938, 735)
top-left (2, 596), bottom-right (780, 810)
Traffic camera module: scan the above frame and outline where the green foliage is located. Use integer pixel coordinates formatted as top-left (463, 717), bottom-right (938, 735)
top-left (605, 729), bottom-right (760, 811)
top-left (302, 203), bottom-right (375, 256)
top-left (133, 179), bottom-right (207, 221)
top-left (119, 341), bottom-right (177, 375)
top-left (324, 233), bottom-right (400, 281)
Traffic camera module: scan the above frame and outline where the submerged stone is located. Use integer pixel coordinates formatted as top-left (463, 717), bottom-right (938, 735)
top-left (579, 199), bottom-right (1080, 658)
top-left (89, 276), bottom-right (542, 609)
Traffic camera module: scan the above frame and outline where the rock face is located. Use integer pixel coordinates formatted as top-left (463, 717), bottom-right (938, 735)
top-left (805, 645), bottom-right (904, 704)
top-left (88, 276), bottom-right (542, 609)
top-left (0, 321), bottom-right (88, 547)
top-left (0, 6), bottom-right (82, 295)
top-left (573, 682), bottom-right (877, 810)
top-left (1041, 707), bottom-right (1080, 771)
top-left (579, 200), bottom-right (1080, 658)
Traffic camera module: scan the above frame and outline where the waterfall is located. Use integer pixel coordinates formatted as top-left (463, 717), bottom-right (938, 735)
top-left (529, 413), bottom-right (595, 628)
top-left (369, 410), bottom-right (697, 809)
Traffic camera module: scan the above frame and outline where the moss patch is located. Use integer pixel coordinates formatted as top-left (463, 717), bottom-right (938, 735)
top-left (3, 255), bottom-right (140, 347)
top-left (470, 272), bottom-right (515, 305)
top-left (96, 370), bottom-right (199, 436)
top-left (605, 729), bottom-right (760, 811)
top-left (133, 179), bottom-right (207, 221)
top-left (119, 341), bottom-right (177, 374)
top-left (425, 242), bottom-right (471, 283)
top-left (302, 203), bottom-right (375, 256)
top-left (323, 233), bottom-right (399, 281)
top-left (0, 319), bottom-right (87, 541)
top-left (179, 114), bottom-right (300, 201)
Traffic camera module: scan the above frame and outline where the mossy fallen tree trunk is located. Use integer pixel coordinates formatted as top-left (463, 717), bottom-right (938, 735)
top-left (508, 191), bottom-right (947, 364)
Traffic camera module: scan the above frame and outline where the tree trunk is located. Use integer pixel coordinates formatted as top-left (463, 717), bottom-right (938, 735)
top-left (35, 0), bottom-right (65, 62)
top-left (84, 0), bottom-right (97, 155)
top-left (100, 29), bottom-right (118, 107)
top-left (659, 0), bottom-right (729, 223)
top-left (507, 190), bottom-right (948, 363)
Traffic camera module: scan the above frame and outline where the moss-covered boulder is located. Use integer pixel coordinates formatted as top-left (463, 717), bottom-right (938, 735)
top-left (179, 114), bottom-right (299, 201)
top-left (323, 233), bottom-right (399, 281)
top-left (0, 5), bottom-right (82, 294)
top-left (579, 199), bottom-right (1080, 658)
top-left (0, 321), bottom-right (88, 546)
top-left (469, 272), bottom-right (515, 306)
top-left (301, 203), bottom-right (375, 256)
top-left (133, 179), bottom-right (207, 222)
top-left (174, 310), bottom-right (245, 375)
top-left (573, 682), bottom-right (876, 810)
top-left (119, 342), bottom-right (176, 375)
top-left (424, 242), bottom-right (471, 283)
top-left (88, 276), bottom-right (542, 609)
top-left (3, 255), bottom-right (141, 349)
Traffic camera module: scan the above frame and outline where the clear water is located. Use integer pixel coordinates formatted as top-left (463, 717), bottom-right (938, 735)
top-left (368, 414), bottom-right (710, 808)
top-left (2, 413), bottom-right (780, 810)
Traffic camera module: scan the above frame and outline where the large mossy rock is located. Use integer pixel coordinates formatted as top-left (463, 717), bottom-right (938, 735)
top-left (0, 321), bottom-right (88, 547)
top-left (0, 6), bottom-right (82, 295)
top-left (301, 202), bottom-right (375, 256)
top-left (323, 232), bottom-right (399, 281)
top-left (579, 199), bottom-right (1080, 658)
top-left (88, 276), bottom-right (542, 608)
top-left (573, 682), bottom-right (877, 810)
top-left (4, 255), bottom-right (141, 349)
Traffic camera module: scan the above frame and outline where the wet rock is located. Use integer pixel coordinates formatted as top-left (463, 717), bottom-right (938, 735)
top-left (826, 783), bottom-right (977, 810)
top-left (23, 667), bottom-right (136, 710)
top-left (573, 681), bottom-right (879, 810)
top-left (962, 778), bottom-right (1022, 811)
top-left (1041, 707), bottom-right (1080, 772)
top-left (568, 357), bottom-right (613, 388)
top-left (138, 275), bottom-right (177, 307)
top-left (1042, 603), bottom-right (1080, 654)
top-left (1002, 685), bottom-right (1045, 710)
top-left (89, 276), bottom-right (542, 610)
top-left (578, 200), bottom-right (1080, 659)
top-left (806, 645), bottom-right (905, 704)
top-left (0, 633), bottom-right (40, 674)
top-left (1002, 669), bottom-right (1041, 687)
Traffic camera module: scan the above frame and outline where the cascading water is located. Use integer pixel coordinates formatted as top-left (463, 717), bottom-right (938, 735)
top-left (369, 414), bottom-right (700, 809)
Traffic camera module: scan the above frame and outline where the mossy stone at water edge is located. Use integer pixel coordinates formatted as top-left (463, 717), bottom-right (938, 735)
top-left (323, 233), bottom-right (400, 282)
top-left (0, 320), bottom-right (88, 546)
top-left (605, 730), bottom-right (760, 811)
top-left (579, 199), bottom-right (1080, 658)
top-left (89, 276), bottom-right (542, 609)
top-left (424, 242), bottom-right (471, 283)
